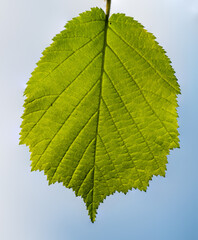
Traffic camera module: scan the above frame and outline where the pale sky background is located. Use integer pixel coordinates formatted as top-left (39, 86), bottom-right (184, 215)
top-left (0, 0), bottom-right (198, 239)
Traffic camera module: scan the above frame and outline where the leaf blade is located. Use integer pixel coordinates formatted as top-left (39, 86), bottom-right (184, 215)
top-left (20, 8), bottom-right (180, 222)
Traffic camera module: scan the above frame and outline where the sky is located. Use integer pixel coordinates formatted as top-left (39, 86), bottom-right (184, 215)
top-left (0, 0), bottom-right (197, 239)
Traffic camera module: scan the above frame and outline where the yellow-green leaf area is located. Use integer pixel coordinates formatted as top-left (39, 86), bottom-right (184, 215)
top-left (20, 8), bottom-right (180, 222)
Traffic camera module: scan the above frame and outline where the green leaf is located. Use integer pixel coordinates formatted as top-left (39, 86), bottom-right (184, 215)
top-left (20, 7), bottom-right (180, 222)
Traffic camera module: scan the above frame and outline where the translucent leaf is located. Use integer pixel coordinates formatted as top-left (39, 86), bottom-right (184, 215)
top-left (20, 8), bottom-right (180, 222)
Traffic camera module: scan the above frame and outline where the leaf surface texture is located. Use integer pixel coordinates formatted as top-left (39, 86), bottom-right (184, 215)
top-left (20, 8), bottom-right (180, 222)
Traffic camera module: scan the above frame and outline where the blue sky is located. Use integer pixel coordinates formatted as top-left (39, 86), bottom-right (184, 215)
top-left (0, 0), bottom-right (197, 239)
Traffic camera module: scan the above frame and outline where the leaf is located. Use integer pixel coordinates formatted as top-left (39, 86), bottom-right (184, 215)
top-left (20, 7), bottom-right (180, 222)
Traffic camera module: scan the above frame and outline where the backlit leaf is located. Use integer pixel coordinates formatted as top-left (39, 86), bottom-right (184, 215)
top-left (20, 8), bottom-right (180, 222)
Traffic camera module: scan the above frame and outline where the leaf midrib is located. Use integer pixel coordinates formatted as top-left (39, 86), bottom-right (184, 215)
top-left (90, 14), bottom-right (109, 222)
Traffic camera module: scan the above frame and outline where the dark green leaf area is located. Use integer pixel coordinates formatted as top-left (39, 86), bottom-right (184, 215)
top-left (20, 8), bottom-right (180, 222)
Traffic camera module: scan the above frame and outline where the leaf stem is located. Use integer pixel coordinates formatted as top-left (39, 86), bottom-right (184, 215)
top-left (106, 0), bottom-right (111, 18)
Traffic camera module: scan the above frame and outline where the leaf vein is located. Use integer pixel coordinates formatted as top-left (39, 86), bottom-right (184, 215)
top-left (50, 111), bottom-right (98, 181)
top-left (67, 138), bottom-right (95, 187)
top-left (109, 26), bottom-right (179, 93)
top-left (101, 97), bottom-right (145, 188)
top-left (104, 71), bottom-right (163, 175)
top-left (22, 50), bottom-right (102, 142)
top-left (98, 134), bottom-right (125, 190)
top-left (24, 94), bottom-right (58, 107)
top-left (32, 79), bottom-right (99, 170)
top-left (107, 44), bottom-right (178, 147)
